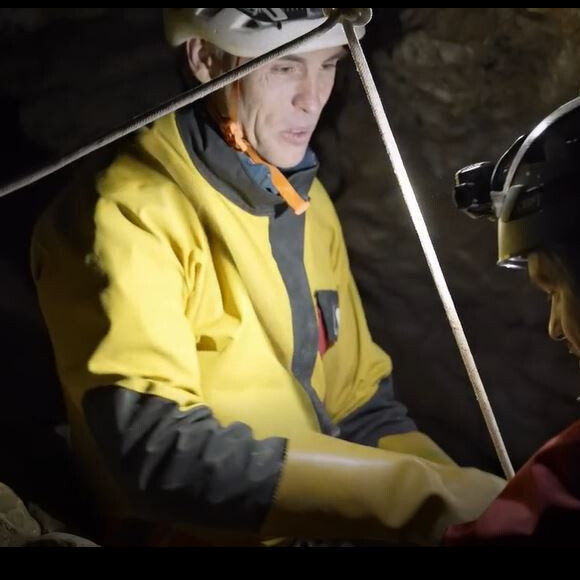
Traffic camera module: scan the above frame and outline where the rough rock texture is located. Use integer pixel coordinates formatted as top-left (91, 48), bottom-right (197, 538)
top-left (0, 483), bottom-right (41, 546)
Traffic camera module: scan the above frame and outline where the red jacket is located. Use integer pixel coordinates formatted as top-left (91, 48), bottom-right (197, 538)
top-left (445, 420), bottom-right (580, 546)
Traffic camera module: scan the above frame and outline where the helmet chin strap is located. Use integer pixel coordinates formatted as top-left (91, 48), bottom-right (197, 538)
top-left (217, 62), bottom-right (310, 216)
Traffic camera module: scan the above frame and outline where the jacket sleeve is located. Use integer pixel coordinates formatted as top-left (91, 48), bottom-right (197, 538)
top-left (32, 162), bottom-right (286, 532)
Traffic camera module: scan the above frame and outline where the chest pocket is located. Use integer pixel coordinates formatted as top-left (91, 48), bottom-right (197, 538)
top-left (315, 290), bottom-right (340, 349)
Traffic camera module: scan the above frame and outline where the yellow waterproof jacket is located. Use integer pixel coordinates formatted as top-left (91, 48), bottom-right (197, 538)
top-left (32, 104), bottom-right (425, 534)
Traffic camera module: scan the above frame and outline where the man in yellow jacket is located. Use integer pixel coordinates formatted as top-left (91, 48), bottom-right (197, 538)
top-left (31, 8), bottom-right (504, 546)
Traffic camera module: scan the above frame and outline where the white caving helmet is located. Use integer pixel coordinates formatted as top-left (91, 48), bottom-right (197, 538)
top-left (163, 8), bottom-right (366, 57)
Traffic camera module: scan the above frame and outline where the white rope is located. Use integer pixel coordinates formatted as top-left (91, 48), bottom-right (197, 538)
top-left (343, 21), bottom-right (514, 479)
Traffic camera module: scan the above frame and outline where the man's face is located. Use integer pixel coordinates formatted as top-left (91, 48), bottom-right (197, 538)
top-left (235, 46), bottom-right (345, 168)
top-left (528, 251), bottom-right (580, 365)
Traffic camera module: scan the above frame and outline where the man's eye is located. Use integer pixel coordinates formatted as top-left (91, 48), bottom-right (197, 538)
top-left (272, 65), bottom-right (295, 74)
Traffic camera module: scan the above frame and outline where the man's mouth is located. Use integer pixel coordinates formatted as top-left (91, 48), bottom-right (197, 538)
top-left (280, 128), bottom-right (312, 146)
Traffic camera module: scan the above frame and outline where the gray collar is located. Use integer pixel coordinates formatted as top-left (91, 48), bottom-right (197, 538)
top-left (175, 103), bottom-right (319, 217)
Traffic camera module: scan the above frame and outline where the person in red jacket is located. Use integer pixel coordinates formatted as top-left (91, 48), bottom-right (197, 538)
top-left (447, 96), bottom-right (580, 546)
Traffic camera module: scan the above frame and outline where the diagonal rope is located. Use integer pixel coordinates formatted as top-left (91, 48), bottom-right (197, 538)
top-left (343, 19), bottom-right (514, 479)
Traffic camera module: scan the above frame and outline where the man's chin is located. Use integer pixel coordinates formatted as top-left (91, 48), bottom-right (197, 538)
top-left (253, 141), bottom-right (307, 169)
top-left (269, 150), bottom-right (307, 170)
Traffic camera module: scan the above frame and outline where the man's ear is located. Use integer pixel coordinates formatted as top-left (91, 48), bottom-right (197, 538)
top-left (186, 38), bottom-right (215, 84)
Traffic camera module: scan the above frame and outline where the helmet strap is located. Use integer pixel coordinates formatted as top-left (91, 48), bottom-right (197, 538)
top-left (215, 58), bottom-right (309, 215)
